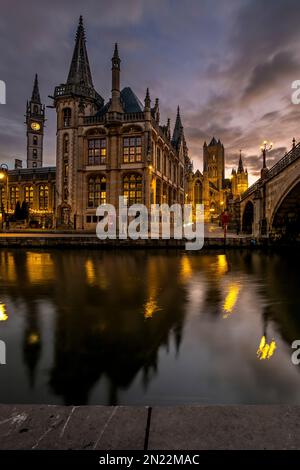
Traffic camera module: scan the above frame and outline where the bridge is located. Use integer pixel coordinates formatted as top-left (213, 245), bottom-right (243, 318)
top-left (239, 140), bottom-right (300, 238)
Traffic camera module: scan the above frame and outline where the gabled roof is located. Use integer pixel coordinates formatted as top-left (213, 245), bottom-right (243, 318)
top-left (120, 87), bottom-right (143, 113)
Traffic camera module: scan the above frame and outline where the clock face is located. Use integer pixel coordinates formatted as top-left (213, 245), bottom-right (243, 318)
top-left (31, 122), bottom-right (41, 131)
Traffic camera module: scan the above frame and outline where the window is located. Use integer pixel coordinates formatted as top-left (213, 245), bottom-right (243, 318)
top-left (10, 186), bottom-right (19, 209)
top-left (123, 174), bottom-right (142, 205)
top-left (39, 185), bottom-right (49, 210)
top-left (88, 139), bottom-right (106, 165)
top-left (63, 108), bottom-right (71, 127)
top-left (157, 148), bottom-right (161, 171)
top-left (163, 154), bottom-right (166, 175)
top-left (123, 137), bottom-right (142, 163)
top-left (88, 175), bottom-right (106, 208)
top-left (32, 162), bottom-right (37, 168)
top-left (194, 181), bottom-right (202, 204)
top-left (33, 136), bottom-right (38, 145)
top-left (25, 186), bottom-right (34, 207)
top-left (63, 134), bottom-right (69, 155)
top-left (32, 149), bottom-right (37, 158)
top-left (64, 163), bottom-right (69, 178)
top-left (33, 105), bottom-right (38, 114)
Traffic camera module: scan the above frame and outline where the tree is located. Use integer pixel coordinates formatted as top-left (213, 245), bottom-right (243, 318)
top-left (20, 201), bottom-right (29, 220)
top-left (14, 201), bottom-right (22, 220)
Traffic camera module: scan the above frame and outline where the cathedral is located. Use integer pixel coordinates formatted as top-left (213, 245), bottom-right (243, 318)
top-left (0, 17), bottom-right (248, 230)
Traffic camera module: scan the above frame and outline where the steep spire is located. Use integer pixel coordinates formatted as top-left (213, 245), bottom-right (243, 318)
top-left (144, 88), bottom-right (151, 109)
top-left (67, 16), bottom-right (94, 88)
top-left (31, 74), bottom-right (41, 103)
top-left (238, 150), bottom-right (244, 173)
top-left (172, 106), bottom-right (183, 145)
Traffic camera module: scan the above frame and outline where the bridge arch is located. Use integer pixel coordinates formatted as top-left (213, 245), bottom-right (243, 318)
top-left (270, 179), bottom-right (300, 238)
top-left (242, 201), bottom-right (254, 234)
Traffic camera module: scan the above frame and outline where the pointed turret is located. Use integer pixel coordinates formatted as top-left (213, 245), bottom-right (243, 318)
top-left (208, 136), bottom-right (218, 146)
top-left (144, 88), bottom-right (151, 110)
top-left (237, 150), bottom-right (244, 173)
top-left (31, 74), bottom-right (41, 103)
top-left (67, 16), bottom-right (93, 88)
top-left (172, 106), bottom-right (183, 146)
top-left (109, 42), bottom-right (123, 113)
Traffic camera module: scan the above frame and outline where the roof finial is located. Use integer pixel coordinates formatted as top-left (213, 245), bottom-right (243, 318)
top-left (113, 43), bottom-right (119, 59)
top-left (292, 137), bottom-right (296, 148)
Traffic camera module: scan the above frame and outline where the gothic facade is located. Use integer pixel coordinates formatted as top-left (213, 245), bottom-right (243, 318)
top-left (0, 16), bottom-right (248, 231)
top-left (53, 17), bottom-right (190, 229)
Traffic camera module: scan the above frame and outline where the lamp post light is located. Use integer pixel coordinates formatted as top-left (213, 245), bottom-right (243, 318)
top-left (260, 140), bottom-right (273, 178)
top-left (0, 164), bottom-right (9, 230)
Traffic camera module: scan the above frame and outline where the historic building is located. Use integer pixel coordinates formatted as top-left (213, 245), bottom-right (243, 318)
top-left (0, 73), bottom-right (56, 229)
top-left (188, 139), bottom-right (248, 222)
top-left (53, 16), bottom-right (191, 229)
top-left (0, 16), bottom-right (248, 231)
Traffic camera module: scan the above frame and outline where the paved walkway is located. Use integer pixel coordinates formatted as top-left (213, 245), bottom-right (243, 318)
top-left (0, 405), bottom-right (299, 450)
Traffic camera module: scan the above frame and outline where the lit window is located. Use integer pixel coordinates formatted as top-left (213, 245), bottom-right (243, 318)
top-left (25, 186), bottom-right (34, 207)
top-left (123, 137), bottom-right (142, 163)
top-left (39, 185), bottom-right (49, 210)
top-left (88, 175), bottom-right (106, 208)
top-left (10, 186), bottom-right (19, 209)
top-left (123, 174), bottom-right (142, 204)
top-left (88, 139), bottom-right (106, 165)
top-left (33, 136), bottom-right (38, 145)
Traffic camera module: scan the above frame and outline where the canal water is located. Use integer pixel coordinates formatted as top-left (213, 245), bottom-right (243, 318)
top-left (0, 248), bottom-right (300, 406)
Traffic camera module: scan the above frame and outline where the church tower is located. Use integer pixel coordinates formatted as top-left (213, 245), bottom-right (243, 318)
top-left (26, 74), bottom-right (45, 168)
top-left (231, 151), bottom-right (248, 198)
top-left (53, 16), bottom-right (103, 228)
top-left (203, 137), bottom-right (224, 190)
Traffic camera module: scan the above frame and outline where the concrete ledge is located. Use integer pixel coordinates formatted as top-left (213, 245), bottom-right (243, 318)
top-left (1, 405), bottom-right (300, 450)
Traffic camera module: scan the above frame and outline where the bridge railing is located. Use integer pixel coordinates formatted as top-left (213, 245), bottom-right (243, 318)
top-left (240, 141), bottom-right (300, 200)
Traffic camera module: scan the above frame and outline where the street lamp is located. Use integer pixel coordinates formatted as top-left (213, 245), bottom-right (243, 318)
top-left (0, 164), bottom-right (8, 230)
top-left (260, 140), bottom-right (273, 172)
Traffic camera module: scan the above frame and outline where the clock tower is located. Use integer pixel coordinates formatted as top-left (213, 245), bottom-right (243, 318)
top-left (26, 74), bottom-right (45, 169)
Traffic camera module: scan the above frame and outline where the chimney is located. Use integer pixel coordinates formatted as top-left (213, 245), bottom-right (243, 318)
top-left (14, 158), bottom-right (22, 169)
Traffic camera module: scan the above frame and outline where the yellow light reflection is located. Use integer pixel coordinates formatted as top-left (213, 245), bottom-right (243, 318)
top-left (85, 259), bottom-right (96, 285)
top-left (180, 255), bottom-right (193, 282)
top-left (217, 254), bottom-right (228, 276)
top-left (0, 303), bottom-right (8, 322)
top-left (27, 252), bottom-right (54, 283)
top-left (27, 333), bottom-right (40, 345)
top-left (257, 336), bottom-right (277, 360)
top-left (223, 283), bottom-right (240, 317)
top-left (144, 297), bottom-right (161, 319)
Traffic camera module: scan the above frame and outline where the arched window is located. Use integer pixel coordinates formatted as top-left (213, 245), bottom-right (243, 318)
top-left (63, 134), bottom-right (69, 155)
top-left (33, 136), bottom-right (38, 145)
top-left (123, 174), bottom-right (142, 205)
top-left (10, 186), bottom-right (19, 209)
top-left (63, 108), bottom-right (71, 127)
top-left (39, 185), bottom-right (49, 210)
top-left (156, 179), bottom-right (161, 204)
top-left (194, 180), bottom-right (202, 205)
top-left (32, 149), bottom-right (37, 158)
top-left (33, 105), bottom-right (38, 114)
top-left (88, 175), bottom-right (106, 208)
top-left (25, 186), bottom-right (34, 207)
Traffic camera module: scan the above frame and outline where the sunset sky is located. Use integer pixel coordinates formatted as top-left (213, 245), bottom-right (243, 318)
top-left (1, 0), bottom-right (300, 184)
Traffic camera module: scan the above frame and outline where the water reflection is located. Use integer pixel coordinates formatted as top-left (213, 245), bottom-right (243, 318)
top-left (0, 249), bottom-right (300, 405)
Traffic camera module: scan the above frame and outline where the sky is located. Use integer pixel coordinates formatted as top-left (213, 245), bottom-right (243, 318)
top-left (1, 0), bottom-right (300, 184)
